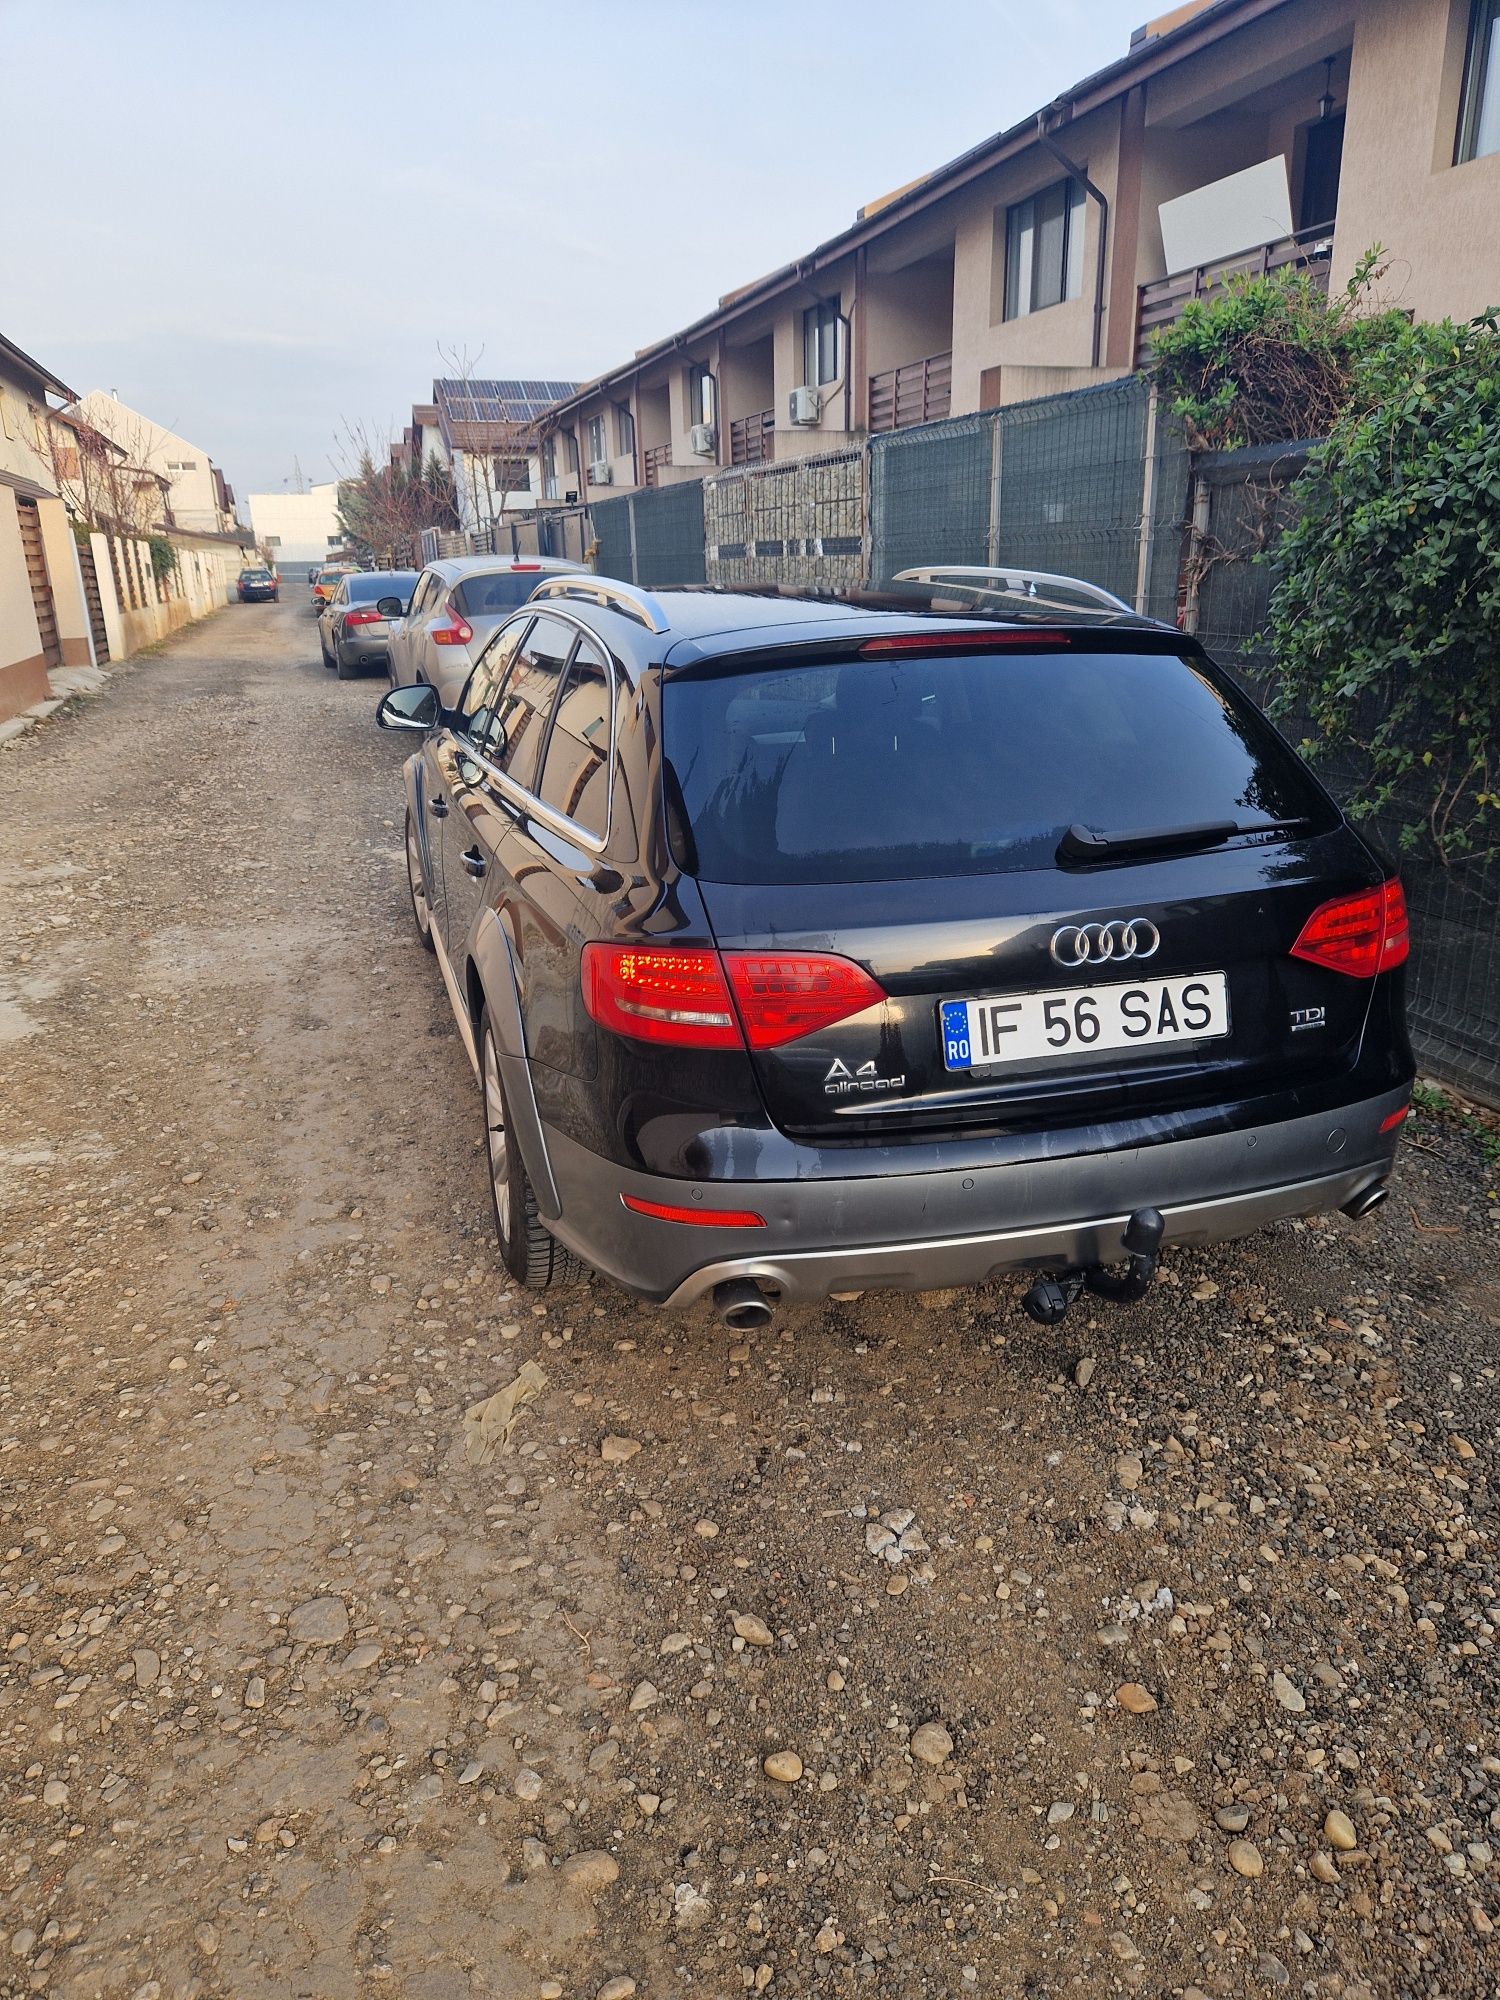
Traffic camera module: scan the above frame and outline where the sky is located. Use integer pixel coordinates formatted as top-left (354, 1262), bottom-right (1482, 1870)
top-left (2, 0), bottom-right (1152, 503)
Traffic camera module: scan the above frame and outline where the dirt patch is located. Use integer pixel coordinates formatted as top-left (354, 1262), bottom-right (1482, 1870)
top-left (1, 601), bottom-right (1497, 1998)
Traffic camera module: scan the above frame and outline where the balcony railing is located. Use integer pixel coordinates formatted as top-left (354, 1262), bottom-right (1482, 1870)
top-left (728, 409), bottom-right (775, 467)
top-left (642, 443), bottom-right (671, 488)
top-left (1135, 224), bottom-right (1336, 364)
top-left (868, 350), bottom-right (952, 434)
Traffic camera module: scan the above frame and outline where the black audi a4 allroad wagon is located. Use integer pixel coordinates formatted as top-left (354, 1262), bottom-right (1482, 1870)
top-left (377, 567), bottom-right (1412, 1331)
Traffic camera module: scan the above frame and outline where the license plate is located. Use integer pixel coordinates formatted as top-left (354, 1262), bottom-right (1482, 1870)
top-left (939, 971), bottom-right (1230, 1070)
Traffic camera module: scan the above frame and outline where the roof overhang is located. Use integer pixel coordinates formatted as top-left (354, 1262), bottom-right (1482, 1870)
top-left (0, 332), bottom-right (78, 404)
top-left (540, 0), bottom-right (1295, 424)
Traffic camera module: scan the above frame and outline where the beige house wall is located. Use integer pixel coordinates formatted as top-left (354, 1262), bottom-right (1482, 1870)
top-left (0, 492), bottom-right (48, 719)
top-left (1335, 0), bottom-right (1500, 320)
top-left (72, 392), bottom-right (231, 534)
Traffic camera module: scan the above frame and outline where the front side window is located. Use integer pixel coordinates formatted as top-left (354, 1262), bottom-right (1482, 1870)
top-left (489, 614), bottom-right (574, 792)
top-left (803, 300), bottom-right (842, 386)
top-left (459, 618), bottom-right (530, 745)
top-left (1004, 177), bottom-right (1086, 319)
top-left (1458, 0), bottom-right (1500, 162)
top-left (537, 640), bottom-right (612, 837)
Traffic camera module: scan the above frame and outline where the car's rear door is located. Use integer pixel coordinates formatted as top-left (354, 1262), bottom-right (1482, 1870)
top-left (664, 634), bottom-right (1383, 1141)
top-left (430, 617), bottom-right (535, 959)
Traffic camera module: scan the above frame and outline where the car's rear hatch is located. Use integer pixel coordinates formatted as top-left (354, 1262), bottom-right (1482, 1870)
top-left (662, 629), bottom-right (1387, 1141)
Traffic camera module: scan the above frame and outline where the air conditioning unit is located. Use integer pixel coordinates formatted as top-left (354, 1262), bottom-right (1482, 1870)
top-left (789, 384), bottom-right (821, 425)
top-left (689, 423), bottom-right (717, 457)
top-left (588, 460), bottom-right (613, 486)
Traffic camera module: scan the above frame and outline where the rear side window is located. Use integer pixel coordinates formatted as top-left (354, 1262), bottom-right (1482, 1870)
top-left (664, 648), bottom-right (1332, 885)
top-left (537, 640), bottom-right (611, 836)
top-left (490, 614), bottom-right (573, 792)
top-left (348, 571), bottom-right (416, 604)
top-left (453, 571), bottom-right (543, 617)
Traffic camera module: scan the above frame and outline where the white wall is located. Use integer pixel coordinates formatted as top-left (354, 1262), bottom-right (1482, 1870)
top-left (247, 483), bottom-right (342, 565)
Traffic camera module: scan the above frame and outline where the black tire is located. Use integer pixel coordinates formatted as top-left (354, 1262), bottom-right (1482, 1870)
top-left (336, 648), bottom-right (358, 681)
top-left (404, 807), bottom-right (436, 954)
top-left (321, 640), bottom-right (335, 669)
top-left (480, 1009), bottom-right (584, 1290)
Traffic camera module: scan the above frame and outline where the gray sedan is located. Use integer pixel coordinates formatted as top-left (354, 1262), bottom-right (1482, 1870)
top-left (318, 570), bottom-right (420, 681)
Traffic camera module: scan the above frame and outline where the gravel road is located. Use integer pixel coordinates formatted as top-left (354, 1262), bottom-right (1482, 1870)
top-left (2, 599), bottom-right (1498, 2000)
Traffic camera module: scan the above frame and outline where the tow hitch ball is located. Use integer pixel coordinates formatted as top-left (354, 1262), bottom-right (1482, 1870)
top-left (1021, 1207), bottom-right (1166, 1326)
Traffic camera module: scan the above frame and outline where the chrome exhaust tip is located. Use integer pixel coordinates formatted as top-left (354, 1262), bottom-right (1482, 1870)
top-left (712, 1278), bottom-right (775, 1332)
top-left (1341, 1182), bottom-right (1390, 1221)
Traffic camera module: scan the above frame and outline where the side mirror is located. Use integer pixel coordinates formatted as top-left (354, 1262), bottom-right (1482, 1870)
top-left (376, 595), bottom-right (405, 618)
top-left (377, 683), bottom-right (440, 733)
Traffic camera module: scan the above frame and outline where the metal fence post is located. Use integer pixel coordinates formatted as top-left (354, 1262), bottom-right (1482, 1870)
top-left (986, 412), bottom-right (1003, 566)
top-left (1134, 381), bottom-right (1159, 615)
top-left (1181, 470), bottom-right (1210, 634)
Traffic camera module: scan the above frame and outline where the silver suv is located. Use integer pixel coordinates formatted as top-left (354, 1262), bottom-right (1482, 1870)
top-left (382, 555), bottom-right (578, 706)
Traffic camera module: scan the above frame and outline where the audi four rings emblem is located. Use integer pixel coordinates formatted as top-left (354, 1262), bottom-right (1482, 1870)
top-left (1050, 918), bottom-right (1161, 968)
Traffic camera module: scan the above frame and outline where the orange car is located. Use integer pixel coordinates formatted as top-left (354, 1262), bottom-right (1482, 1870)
top-left (312, 564), bottom-right (356, 606)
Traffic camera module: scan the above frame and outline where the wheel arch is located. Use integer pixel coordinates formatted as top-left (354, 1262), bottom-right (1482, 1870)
top-left (469, 910), bottom-right (562, 1221)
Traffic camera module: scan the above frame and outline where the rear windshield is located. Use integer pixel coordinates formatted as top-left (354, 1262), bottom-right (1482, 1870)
top-left (453, 572), bottom-right (544, 617)
top-left (664, 648), bottom-right (1332, 885)
top-left (348, 571), bottom-right (416, 603)
top-left (241, 570), bottom-right (271, 582)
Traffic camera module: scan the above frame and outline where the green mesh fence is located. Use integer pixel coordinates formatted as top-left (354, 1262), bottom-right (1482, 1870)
top-left (868, 414), bottom-right (993, 584)
top-left (589, 496), bottom-right (633, 581)
top-left (630, 482), bottom-right (706, 586)
top-left (993, 376), bottom-right (1150, 606)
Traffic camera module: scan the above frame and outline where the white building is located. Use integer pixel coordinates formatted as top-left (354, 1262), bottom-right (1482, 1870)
top-left (246, 482), bottom-right (343, 567)
top-left (69, 392), bottom-right (238, 535)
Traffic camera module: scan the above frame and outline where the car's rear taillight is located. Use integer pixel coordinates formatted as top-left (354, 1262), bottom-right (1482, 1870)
top-left (431, 613), bottom-right (474, 646)
top-left (723, 952), bottom-right (886, 1048)
top-left (344, 608), bottom-right (383, 627)
top-left (582, 945), bottom-right (741, 1048)
top-left (1290, 879), bottom-right (1408, 978)
top-left (581, 944), bottom-right (885, 1049)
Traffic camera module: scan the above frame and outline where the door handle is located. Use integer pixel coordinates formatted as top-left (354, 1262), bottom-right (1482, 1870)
top-left (461, 847), bottom-right (487, 879)
top-left (429, 796), bottom-right (449, 818)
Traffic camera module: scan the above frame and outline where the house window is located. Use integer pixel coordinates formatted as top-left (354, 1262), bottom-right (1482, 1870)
top-left (615, 402), bottom-right (635, 458)
top-left (542, 435), bottom-right (559, 500)
top-left (586, 414), bottom-right (606, 465)
top-left (1003, 177), bottom-right (1086, 320)
top-left (687, 363), bottom-right (716, 429)
top-left (563, 430), bottom-right (579, 472)
top-left (803, 301), bottom-right (842, 386)
top-left (1457, 0), bottom-right (1500, 162)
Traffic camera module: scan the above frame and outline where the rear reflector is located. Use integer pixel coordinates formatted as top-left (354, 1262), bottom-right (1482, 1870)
top-left (621, 1193), bottom-right (766, 1227)
top-left (860, 631), bottom-right (1068, 655)
top-left (1379, 1105), bottom-right (1409, 1133)
top-left (581, 943), bottom-right (885, 1049)
top-left (1290, 879), bottom-right (1409, 978)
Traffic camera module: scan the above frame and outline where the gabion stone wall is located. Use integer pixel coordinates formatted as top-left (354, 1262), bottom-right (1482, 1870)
top-left (704, 451), bottom-right (864, 589)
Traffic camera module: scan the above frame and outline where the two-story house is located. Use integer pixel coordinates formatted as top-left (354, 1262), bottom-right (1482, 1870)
top-left (544, 0), bottom-right (1500, 489)
top-left (69, 392), bottom-right (240, 535)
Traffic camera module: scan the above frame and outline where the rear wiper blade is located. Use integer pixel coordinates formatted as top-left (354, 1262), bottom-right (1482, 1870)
top-left (1056, 817), bottom-right (1311, 865)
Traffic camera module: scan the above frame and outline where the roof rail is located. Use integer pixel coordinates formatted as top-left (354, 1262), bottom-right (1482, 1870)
top-left (893, 565), bottom-right (1134, 617)
top-left (530, 573), bottom-right (670, 634)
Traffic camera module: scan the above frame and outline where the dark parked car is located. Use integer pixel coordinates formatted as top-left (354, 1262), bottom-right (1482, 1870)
top-left (377, 569), bottom-right (1412, 1329)
top-left (318, 568), bottom-right (419, 680)
top-left (237, 567), bottom-right (279, 602)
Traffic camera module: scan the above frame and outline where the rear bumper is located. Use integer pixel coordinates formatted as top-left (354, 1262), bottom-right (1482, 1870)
top-left (539, 1085), bottom-right (1409, 1306)
top-left (337, 634), bottom-right (391, 662)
